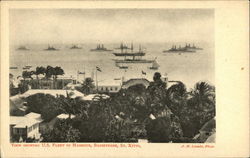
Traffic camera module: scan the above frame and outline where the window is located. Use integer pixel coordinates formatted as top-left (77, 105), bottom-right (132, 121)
top-left (115, 87), bottom-right (118, 91)
top-left (106, 87), bottom-right (108, 91)
top-left (110, 87), bottom-right (113, 91)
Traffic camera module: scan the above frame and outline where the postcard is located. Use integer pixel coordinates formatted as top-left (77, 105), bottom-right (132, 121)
top-left (1, 1), bottom-right (249, 157)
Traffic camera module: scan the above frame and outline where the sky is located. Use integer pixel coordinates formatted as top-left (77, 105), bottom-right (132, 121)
top-left (10, 9), bottom-right (214, 45)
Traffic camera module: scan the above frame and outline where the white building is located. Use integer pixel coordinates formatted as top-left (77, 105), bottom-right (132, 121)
top-left (10, 112), bottom-right (43, 142)
top-left (97, 80), bottom-right (121, 93)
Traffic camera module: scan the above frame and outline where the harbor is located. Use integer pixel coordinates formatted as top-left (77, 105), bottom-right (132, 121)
top-left (10, 42), bottom-right (213, 89)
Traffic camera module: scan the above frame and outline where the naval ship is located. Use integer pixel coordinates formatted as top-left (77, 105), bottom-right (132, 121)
top-left (90, 44), bottom-right (112, 52)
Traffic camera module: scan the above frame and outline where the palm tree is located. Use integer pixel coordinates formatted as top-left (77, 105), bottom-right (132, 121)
top-left (35, 66), bottom-right (46, 79)
top-left (54, 66), bottom-right (64, 79)
top-left (186, 81), bottom-right (215, 136)
top-left (35, 66), bottom-right (46, 89)
top-left (165, 82), bottom-right (188, 116)
top-left (189, 81), bottom-right (215, 108)
top-left (22, 71), bottom-right (34, 80)
top-left (58, 92), bottom-right (83, 119)
top-left (81, 77), bottom-right (95, 94)
top-left (53, 66), bottom-right (64, 89)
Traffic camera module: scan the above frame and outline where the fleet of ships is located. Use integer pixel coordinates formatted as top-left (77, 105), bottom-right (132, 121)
top-left (13, 42), bottom-right (203, 71)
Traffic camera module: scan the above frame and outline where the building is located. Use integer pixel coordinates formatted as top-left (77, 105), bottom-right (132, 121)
top-left (10, 112), bottom-right (43, 142)
top-left (122, 78), bottom-right (150, 89)
top-left (97, 80), bottom-right (121, 93)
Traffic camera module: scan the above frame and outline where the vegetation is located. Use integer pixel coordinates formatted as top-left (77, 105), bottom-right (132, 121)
top-left (77, 77), bottom-right (95, 94)
top-left (19, 72), bottom-right (215, 143)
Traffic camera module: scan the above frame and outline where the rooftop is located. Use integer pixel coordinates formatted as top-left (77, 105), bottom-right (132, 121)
top-left (57, 113), bottom-right (76, 119)
top-left (80, 94), bottom-right (110, 101)
top-left (10, 112), bottom-right (43, 128)
top-left (21, 89), bottom-right (85, 99)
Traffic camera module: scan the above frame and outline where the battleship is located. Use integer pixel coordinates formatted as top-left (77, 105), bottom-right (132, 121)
top-left (184, 43), bottom-right (203, 50)
top-left (17, 46), bottom-right (29, 51)
top-left (44, 45), bottom-right (59, 51)
top-left (113, 43), bottom-right (146, 56)
top-left (90, 44), bottom-right (112, 52)
top-left (163, 45), bottom-right (196, 53)
top-left (70, 45), bottom-right (82, 49)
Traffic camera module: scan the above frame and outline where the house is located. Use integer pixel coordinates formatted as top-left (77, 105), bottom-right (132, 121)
top-left (97, 80), bottom-right (121, 93)
top-left (10, 112), bottom-right (43, 142)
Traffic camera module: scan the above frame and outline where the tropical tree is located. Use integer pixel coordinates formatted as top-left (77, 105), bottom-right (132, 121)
top-left (80, 77), bottom-right (95, 95)
top-left (53, 66), bottom-right (64, 79)
top-left (188, 81), bottom-right (215, 128)
top-left (26, 93), bottom-right (63, 121)
top-left (45, 66), bottom-right (54, 79)
top-left (189, 81), bottom-right (215, 108)
top-left (42, 119), bottom-right (81, 142)
top-left (57, 93), bottom-right (78, 119)
top-left (22, 71), bottom-right (34, 80)
top-left (166, 81), bottom-right (188, 115)
top-left (35, 66), bottom-right (46, 79)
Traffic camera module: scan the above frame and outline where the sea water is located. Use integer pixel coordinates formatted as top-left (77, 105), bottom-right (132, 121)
top-left (10, 42), bottom-right (214, 89)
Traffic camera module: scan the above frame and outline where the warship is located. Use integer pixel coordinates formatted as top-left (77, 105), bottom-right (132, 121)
top-left (70, 45), bottom-right (82, 49)
top-left (17, 46), bottom-right (29, 51)
top-left (90, 44), bottom-right (112, 52)
top-left (184, 43), bottom-right (203, 50)
top-left (44, 45), bottom-right (59, 51)
top-left (163, 45), bottom-right (195, 53)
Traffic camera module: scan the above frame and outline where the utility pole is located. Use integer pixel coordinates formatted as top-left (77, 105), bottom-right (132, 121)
top-left (96, 69), bottom-right (98, 93)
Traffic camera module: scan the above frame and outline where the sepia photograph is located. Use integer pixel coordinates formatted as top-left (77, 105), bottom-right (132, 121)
top-left (8, 9), bottom-right (216, 143)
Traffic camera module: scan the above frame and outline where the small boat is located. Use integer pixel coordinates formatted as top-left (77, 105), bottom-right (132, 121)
top-left (44, 45), bottom-right (59, 51)
top-left (24, 65), bottom-right (32, 68)
top-left (70, 45), bottom-right (81, 49)
top-left (114, 59), bottom-right (154, 64)
top-left (149, 59), bottom-right (160, 70)
top-left (17, 46), bottom-right (29, 51)
top-left (22, 67), bottom-right (30, 70)
top-left (10, 67), bottom-right (18, 69)
top-left (115, 62), bottom-right (128, 69)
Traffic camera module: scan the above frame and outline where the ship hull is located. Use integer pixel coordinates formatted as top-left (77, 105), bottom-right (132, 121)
top-left (163, 50), bottom-right (196, 53)
top-left (114, 59), bottom-right (154, 64)
top-left (90, 49), bottom-right (113, 52)
top-left (113, 52), bottom-right (145, 56)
